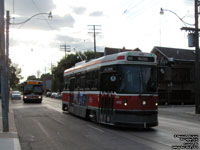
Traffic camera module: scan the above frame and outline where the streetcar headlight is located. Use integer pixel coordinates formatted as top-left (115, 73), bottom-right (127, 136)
top-left (155, 102), bottom-right (158, 106)
top-left (142, 100), bottom-right (146, 105)
top-left (124, 99), bottom-right (128, 106)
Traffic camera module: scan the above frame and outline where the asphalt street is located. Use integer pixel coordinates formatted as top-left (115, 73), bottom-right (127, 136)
top-left (10, 97), bottom-right (200, 150)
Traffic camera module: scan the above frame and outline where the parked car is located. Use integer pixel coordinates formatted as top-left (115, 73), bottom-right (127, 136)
top-left (51, 92), bottom-right (57, 98)
top-left (55, 92), bottom-right (62, 99)
top-left (46, 92), bottom-right (52, 97)
top-left (11, 91), bottom-right (21, 100)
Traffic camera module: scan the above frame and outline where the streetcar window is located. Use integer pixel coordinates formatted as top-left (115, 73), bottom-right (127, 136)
top-left (64, 77), bottom-right (70, 90)
top-left (85, 70), bottom-right (99, 91)
top-left (69, 78), bottom-right (75, 91)
top-left (75, 75), bottom-right (81, 91)
top-left (100, 73), bottom-right (118, 92)
top-left (85, 72), bottom-right (92, 90)
top-left (80, 75), bottom-right (85, 90)
top-left (117, 65), bottom-right (157, 94)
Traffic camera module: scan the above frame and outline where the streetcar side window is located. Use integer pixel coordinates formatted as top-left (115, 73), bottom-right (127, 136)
top-left (69, 77), bottom-right (76, 91)
top-left (91, 70), bottom-right (99, 91)
top-left (85, 70), bottom-right (99, 91)
top-left (85, 72), bottom-right (91, 90)
top-left (75, 74), bottom-right (81, 91)
top-left (80, 75), bottom-right (85, 91)
top-left (64, 76), bottom-right (70, 91)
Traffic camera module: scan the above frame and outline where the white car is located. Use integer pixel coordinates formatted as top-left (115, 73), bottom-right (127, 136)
top-left (11, 91), bottom-right (21, 100)
top-left (51, 92), bottom-right (57, 98)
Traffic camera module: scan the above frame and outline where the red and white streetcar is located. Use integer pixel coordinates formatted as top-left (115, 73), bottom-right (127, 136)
top-left (62, 50), bottom-right (158, 128)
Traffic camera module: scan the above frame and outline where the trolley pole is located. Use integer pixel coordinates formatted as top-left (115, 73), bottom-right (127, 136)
top-left (0, 0), bottom-right (9, 132)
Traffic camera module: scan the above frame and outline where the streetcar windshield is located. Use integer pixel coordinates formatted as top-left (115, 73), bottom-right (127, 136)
top-left (117, 65), bottom-right (157, 94)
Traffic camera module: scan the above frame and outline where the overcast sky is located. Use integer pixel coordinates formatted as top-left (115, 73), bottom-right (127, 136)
top-left (5, 0), bottom-right (194, 81)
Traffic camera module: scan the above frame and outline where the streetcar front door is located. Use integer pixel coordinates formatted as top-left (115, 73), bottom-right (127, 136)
top-left (99, 73), bottom-right (116, 124)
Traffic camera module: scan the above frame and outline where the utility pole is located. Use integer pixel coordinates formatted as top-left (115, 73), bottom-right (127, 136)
top-left (0, 0), bottom-right (9, 132)
top-left (181, 0), bottom-right (200, 114)
top-left (6, 10), bottom-right (10, 112)
top-left (194, 0), bottom-right (200, 114)
top-left (88, 25), bottom-right (101, 57)
top-left (60, 44), bottom-right (70, 58)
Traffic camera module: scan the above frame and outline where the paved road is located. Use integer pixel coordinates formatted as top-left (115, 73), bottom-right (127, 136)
top-left (11, 97), bottom-right (200, 150)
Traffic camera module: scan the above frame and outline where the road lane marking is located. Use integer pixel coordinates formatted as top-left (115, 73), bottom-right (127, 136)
top-left (37, 122), bottom-right (50, 137)
top-left (87, 125), bottom-right (104, 133)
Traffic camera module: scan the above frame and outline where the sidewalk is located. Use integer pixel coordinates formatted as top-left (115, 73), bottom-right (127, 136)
top-left (159, 105), bottom-right (200, 123)
top-left (0, 100), bottom-right (21, 150)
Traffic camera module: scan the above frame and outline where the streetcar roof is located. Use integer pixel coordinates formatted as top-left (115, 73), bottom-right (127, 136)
top-left (64, 51), bottom-right (157, 76)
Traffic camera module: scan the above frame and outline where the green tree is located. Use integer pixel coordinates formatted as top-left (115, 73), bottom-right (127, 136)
top-left (51, 51), bottom-right (100, 92)
top-left (10, 63), bottom-right (23, 90)
top-left (27, 75), bottom-right (37, 80)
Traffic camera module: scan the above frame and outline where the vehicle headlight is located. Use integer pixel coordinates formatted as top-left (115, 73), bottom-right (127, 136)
top-left (24, 96), bottom-right (27, 99)
top-left (124, 99), bottom-right (128, 106)
top-left (38, 96), bottom-right (42, 99)
top-left (142, 100), bottom-right (146, 105)
top-left (155, 102), bottom-right (158, 106)
top-left (124, 102), bottom-right (127, 106)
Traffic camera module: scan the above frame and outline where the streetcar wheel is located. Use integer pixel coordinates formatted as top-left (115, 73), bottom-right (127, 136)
top-left (62, 104), bottom-right (68, 111)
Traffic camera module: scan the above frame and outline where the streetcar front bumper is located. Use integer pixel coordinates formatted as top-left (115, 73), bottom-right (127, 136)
top-left (112, 110), bottom-right (158, 128)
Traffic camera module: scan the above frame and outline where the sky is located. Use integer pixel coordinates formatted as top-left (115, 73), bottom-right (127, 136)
top-left (5, 0), bottom-right (194, 81)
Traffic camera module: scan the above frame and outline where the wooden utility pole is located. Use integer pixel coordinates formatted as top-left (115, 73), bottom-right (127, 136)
top-left (60, 44), bottom-right (70, 58)
top-left (88, 25), bottom-right (101, 57)
top-left (0, 0), bottom-right (9, 132)
top-left (6, 10), bottom-right (10, 113)
top-left (181, 0), bottom-right (200, 114)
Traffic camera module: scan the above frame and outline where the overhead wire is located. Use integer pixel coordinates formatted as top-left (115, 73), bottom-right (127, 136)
top-left (30, 0), bottom-right (54, 30)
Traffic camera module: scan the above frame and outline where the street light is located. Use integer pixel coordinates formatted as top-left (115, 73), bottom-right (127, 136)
top-left (11, 12), bottom-right (52, 25)
top-left (0, 10), bottom-right (53, 132)
top-left (160, 8), bottom-right (194, 26)
top-left (160, 6), bottom-right (200, 114)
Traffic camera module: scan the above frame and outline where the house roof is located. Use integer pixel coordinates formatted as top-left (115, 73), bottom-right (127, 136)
top-left (152, 46), bottom-right (196, 62)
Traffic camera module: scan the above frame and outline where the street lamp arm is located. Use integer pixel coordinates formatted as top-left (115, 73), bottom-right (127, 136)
top-left (10, 12), bottom-right (52, 25)
top-left (160, 8), bottom-right (194, 26)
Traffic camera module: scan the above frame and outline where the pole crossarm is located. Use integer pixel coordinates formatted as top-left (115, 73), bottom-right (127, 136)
top-left (181, 27), bottom-right (200, 32)
top-left (160, 8), bottom-right (194, 26)
top-left (10, 12), bottom-right (52, 25)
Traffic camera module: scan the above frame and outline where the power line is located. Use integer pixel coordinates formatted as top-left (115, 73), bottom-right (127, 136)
top-left (30, 0), bottom-right (54, 30)
top-left (123, 0), bottom-right (144, 14)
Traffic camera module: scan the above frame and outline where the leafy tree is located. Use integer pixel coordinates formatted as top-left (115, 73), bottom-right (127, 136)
top-left (51, 51), bottom-right (100, 92)
top-left (52, 53), bottom-right (80, 91)
top-left (10, 63), bottom-right (23, 90)
top-left (40, 73), bottom-right (52, 81)
top-left (27, 75), bottom-right (37, 80)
